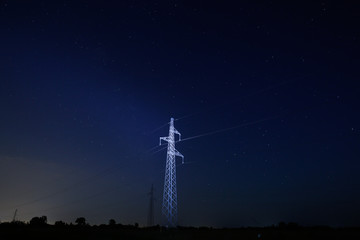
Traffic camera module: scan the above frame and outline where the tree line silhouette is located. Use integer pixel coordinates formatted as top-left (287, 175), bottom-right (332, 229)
top-left (1, 216), bottom-right (140, 229)
top-left (0, 217), bottom-right (359, 240)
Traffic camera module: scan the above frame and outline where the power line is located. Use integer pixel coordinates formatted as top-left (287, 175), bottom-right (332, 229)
top-left (8, 173), bottom-right (144, 220)
top-left (146, 121), bottom-right (170, 135)
top-left (146, 143), bottom-right (167, 154)
top-left (0, 76), bottom-right (299, 215)
top-left (6, 150), bottom-right (182, 222)
top-left (1, 142), bottom-right (165, 213)
top-left (149, 145), bottom-right (168, 155)
top-left (179, 116), bottom-right (278, 143)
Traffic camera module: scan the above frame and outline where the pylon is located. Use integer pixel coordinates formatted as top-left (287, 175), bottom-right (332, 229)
top-left (160, 117), bottom-right (184, 227)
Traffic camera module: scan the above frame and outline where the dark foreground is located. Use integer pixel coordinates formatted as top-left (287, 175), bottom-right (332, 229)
top-left (1, 224), bottom-right (359, 240)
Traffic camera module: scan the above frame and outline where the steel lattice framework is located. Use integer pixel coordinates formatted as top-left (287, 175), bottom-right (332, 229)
top-left (160, 117), bottom-right (184, 227)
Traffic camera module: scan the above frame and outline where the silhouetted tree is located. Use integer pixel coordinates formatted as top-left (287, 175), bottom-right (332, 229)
top-left (288, 222), bottom-right (299, 229)
top-left (278, 221), bottom-right (299, 229)
top-left (109, 219), bottom-right (116, 226)
top-left (10, 220), bottom-right (26, 226)
top-left (30, 217), bottom-right (41, 225)
top-left (54, 220), bottom-right (66, 226)
top-left (75, 217), bottom-right (86, 226)
top-left (134, 222), bottom-right (139, 228)
top-left (29, 216), bottom-right (47, 226)
top-left (278, 221), bottom-right (286, 228)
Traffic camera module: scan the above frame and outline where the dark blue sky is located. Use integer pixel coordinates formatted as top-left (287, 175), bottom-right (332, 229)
top-left (0, 0), bottom-right (359, 227)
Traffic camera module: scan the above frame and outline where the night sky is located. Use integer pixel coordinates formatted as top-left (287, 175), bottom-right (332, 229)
top-left (0, 1), bottom-right (359, 227)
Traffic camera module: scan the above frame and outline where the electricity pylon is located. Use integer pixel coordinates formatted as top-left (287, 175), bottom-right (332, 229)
top-left (160, 117), bottom-right (184, 227)
top-left (147, 184), bottom-right (155, 227)
top-left (12, 209), bottom-right (17, 222)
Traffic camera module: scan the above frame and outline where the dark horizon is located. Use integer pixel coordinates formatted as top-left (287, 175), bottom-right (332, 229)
top-left (1, 1), bottom-right (359, 227)
top-left (2, 219), bottom-right (359, 240)
top-left (2, 216), bottom-right (360, 228)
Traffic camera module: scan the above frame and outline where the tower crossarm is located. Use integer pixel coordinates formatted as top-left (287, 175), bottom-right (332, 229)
top-left (160, 136), bottom-right (170, 145)
top-left (173, 128), bottom-right (181, 140)
top-left (174, 149), bottom-right (184, 164)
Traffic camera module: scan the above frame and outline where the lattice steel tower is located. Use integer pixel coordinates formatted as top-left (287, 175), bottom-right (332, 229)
top-left (160, 117), bottom-right (184, 227)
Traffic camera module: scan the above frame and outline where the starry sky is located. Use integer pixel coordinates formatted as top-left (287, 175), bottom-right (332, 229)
top-left (0, 0), bottom-right (359, 227)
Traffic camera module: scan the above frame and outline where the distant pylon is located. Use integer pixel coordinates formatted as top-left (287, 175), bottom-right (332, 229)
top-left (12, 209), bottom-right (17, 222)
top-left (160, 117), bottom-right (184, 227)
top-left (147, 184), bottom-right (155, 227)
